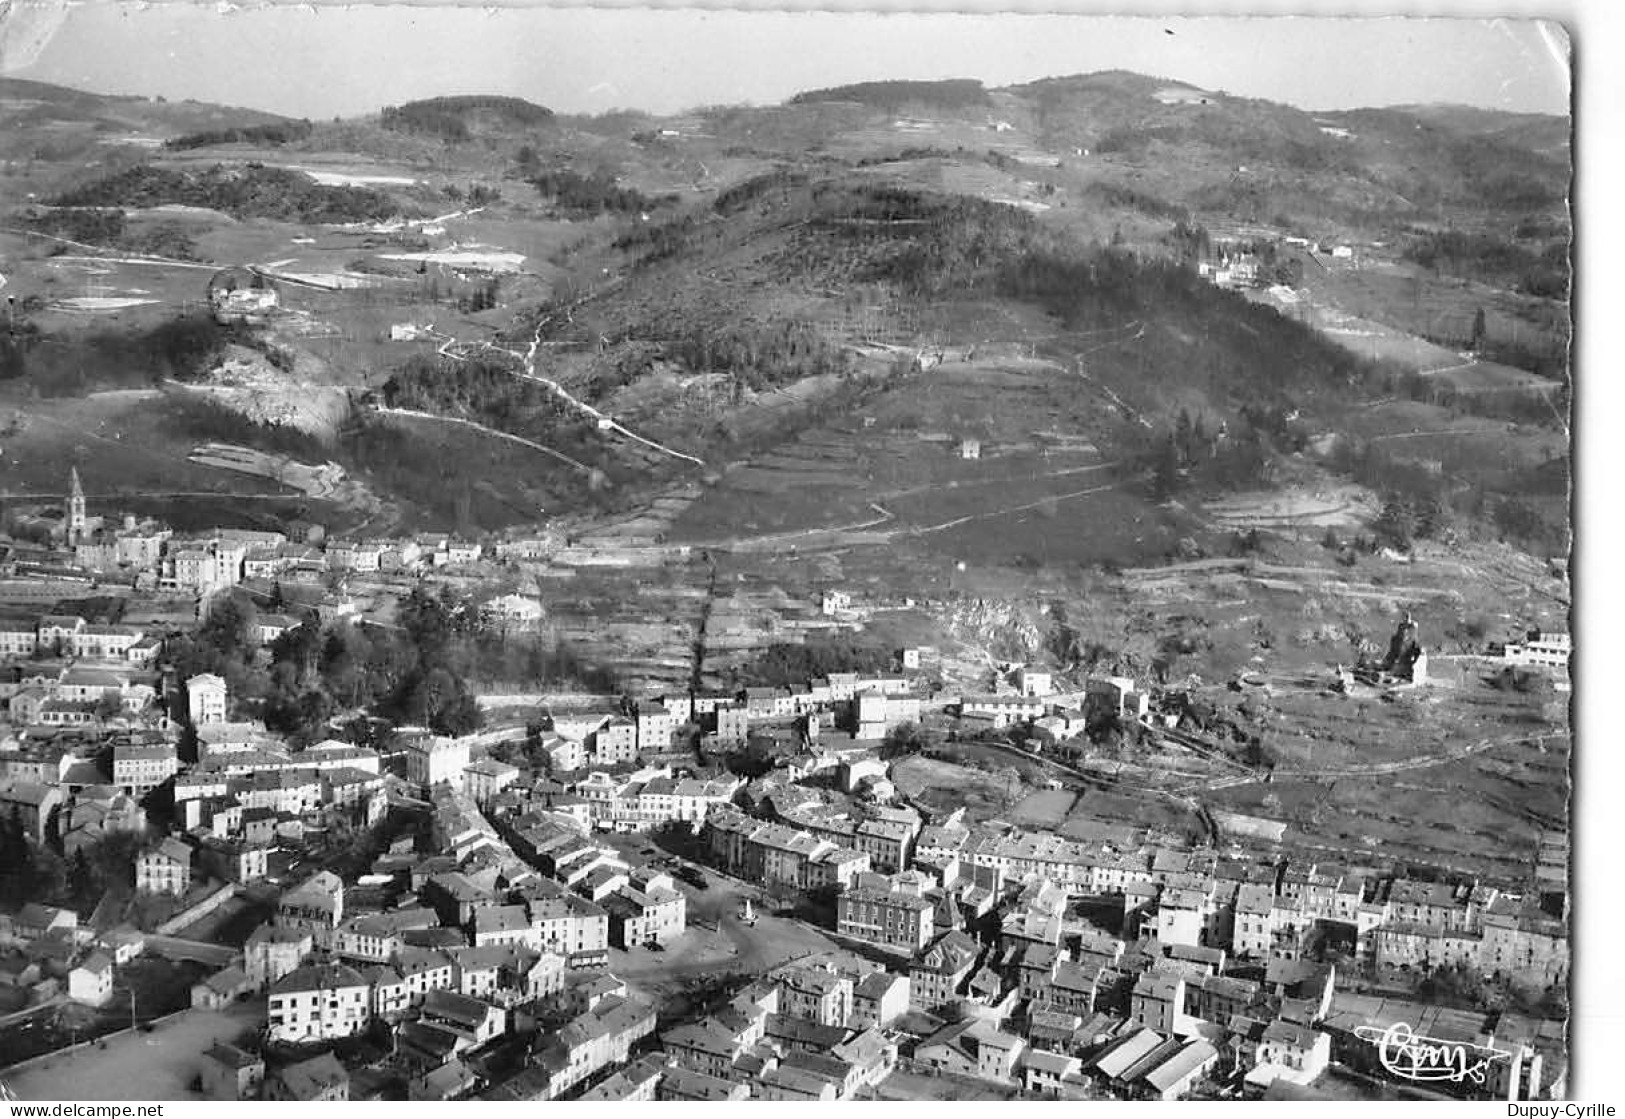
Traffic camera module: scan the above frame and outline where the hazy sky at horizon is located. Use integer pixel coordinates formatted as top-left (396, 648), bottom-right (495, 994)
top-left (2, 6), bottom-right (1571, 120)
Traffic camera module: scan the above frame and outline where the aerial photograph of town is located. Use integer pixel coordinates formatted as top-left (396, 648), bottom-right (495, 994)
top-left (0, 5), bottom-right (1583, 1105)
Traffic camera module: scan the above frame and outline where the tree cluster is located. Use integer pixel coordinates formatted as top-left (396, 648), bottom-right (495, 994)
top-left (24, 207), bottom-right (202, 268)
top-left (65, 832), bottom-right (146, 908)
top-left (713, 170), bottom-right (809, 216)
top-left (1403, 229), bottom-right (1569, 299)
top-left (52, 163), bottom-right (400, 224)
top-left (164, 119), bottom-right (315, 150)
top-left (1492, 666), bottom-right (1553, 696)
top-left (527, 169), bottom-right (677, 217)
top-left (727, 636), bottom-right (895, 689)
top-left (380, 96), bottom-right (554, 141)
top-left (26, 206), bottom-right (126, 246)
top-left (1147, 412), bottom-right (1273, 500)
top-left (260, 588), bottom-right (490, 741)
top-left (440, 183), bottom-right (502, 207)
top-left (613, 213), bottom-right (699, 265)
top-left (666, 319), bottom-right (849, 393)
top-left (788, 79), bottom-right (990, 112)
top-left (0, 808), bottom-right (35, 892)
top-left (1086, 181), bottom-right (1189, 222)
top-left (379, 353), bottom-right (578, 435)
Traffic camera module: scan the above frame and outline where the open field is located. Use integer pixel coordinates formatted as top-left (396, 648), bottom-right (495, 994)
top-left (1293, 258), bottom-right (1567, 375)
top-left (1338, 401), bottom-right (1567, 472)
top-left (1187, 649), bottom-right (1568, 879)
top-left (1060, 786), bottom-right (1203, 847)
top-left (668, 352), bottom-right (1213, 571)
top-left (891, 754), bottom-right (1021, 820)
top-left (1006, 787), bottom-right (1077, 827)
top-left (0, 392), bottom-right (295, 501)
top-left (0, 391), bottom-right (391, 534)
top-left (1252, 275), bottom-right (1562, 401)
top-left (343, 411), bottom-right (630, 534)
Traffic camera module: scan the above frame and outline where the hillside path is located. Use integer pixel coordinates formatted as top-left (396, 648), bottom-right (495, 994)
top-left (435, 302), bottom-right (706, 467)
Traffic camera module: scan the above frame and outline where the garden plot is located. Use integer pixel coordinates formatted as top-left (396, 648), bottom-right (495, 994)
top-left (1203, 486), bottom-right (1374, 531)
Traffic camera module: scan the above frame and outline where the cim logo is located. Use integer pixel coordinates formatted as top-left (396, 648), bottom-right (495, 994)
top-left (1354, 1021), bottom-right (1513, 1086)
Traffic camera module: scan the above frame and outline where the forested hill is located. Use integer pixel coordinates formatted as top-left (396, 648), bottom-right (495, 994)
top-left (379, 95), bottom-right (555, 141)
top-left (789, 79), bottom-right (991, 112)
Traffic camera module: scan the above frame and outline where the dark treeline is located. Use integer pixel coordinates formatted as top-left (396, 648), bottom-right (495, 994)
top-left (855, 147), bottom-right (958, 168)
top-left (26, 206), bottom-right (124, 245)
top-left (24, 207), bottom-right (202, 260)
top-left (573, 318), bottom-right (849, 400)
top-left (527, 168), bottom-right (678, 216)
top-left (165, 119), bottom-right (314, 150)
top-left (380, 354), bottom-right (573, 429)
top-left (607, 167), bottom-right (797, 262)
top-left (666, 320), bottom-right (849, 393)
top-left (53, 163), bottom-right (400, 223)
top-left (380, 96), bottom-right (554, 142)
top-left (1083, 181), bottom-right (1189, 221)
top-left (171, 589), bottom-right (485, 741)
top-left (1326, 434), bottom-right (1565, 556)
top-left (1403, 229), bottom-right (1570, 299)
top-left (159, 394), bottom-right (333, 459)
top-left (727, 637), bottom-right (896, 689)
top-left (788, 79), bottom-right (990, 112)
top-left (806, 184), bottom-right (1043, 297)
top-left (612, 214), bottom-right (698, 264)
top-left (714, 169), bottom-right (809, 216)
top-left (1145, 409), bottom-right (1276, 500)
top-left (0, 311), bottom-right (234, 394)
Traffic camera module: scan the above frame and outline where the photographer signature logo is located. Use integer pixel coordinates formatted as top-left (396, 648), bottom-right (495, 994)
top-left (1354, 1022), bottom-right (1512, 1086)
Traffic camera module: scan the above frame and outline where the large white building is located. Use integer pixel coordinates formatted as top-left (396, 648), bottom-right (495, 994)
top-left (135, 837), bottom-right (192, 896)
top-left (112, 743), bottom-right (179, 798)
top-left (464, 758), bottom-right (521, 805)
top-left (1499, 631), bottom-right (1571, 672)
top-left (267, 963), bottom-right (371, 1042)
top-left (187, 673), bottom-right (228, 727)
top-left (405, 735), bottom-right (472, 790)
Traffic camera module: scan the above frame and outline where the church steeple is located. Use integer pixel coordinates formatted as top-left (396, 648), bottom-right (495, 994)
top-left (68, 466), bottom-right (86, 544)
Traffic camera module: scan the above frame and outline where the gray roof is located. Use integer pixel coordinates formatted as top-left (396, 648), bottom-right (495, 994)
top-left (1141, 1039), bottom-right (1218, 1092)
top-left (270, 962), bottom-right (367, 996)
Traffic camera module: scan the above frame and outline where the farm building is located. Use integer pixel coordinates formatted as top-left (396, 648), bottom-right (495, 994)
top-left (207, 266), bottom-right (279, 325)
